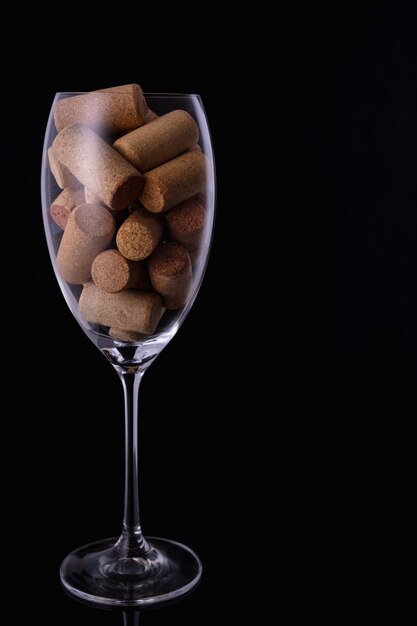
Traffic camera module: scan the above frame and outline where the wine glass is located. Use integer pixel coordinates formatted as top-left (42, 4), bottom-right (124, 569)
top-left (40, 86), bottom-right (215, 607)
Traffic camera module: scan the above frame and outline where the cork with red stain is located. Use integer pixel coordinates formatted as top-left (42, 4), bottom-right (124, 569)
top-left (50, 187), bottom-right (85, 230)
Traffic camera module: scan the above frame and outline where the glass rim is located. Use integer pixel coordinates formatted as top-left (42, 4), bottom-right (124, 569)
top-left (54, 91), bottom-right (201, 98)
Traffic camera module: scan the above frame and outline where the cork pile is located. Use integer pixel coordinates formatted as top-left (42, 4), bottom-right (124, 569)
top-left (48, 84), bottom-right (208, 341)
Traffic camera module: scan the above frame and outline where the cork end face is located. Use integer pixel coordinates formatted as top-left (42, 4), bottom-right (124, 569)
top-left (50, 207), bottom-right (70, 230)
top-left (140, 175), bottom-right (166, 213)
top-left (166, 198), bottom-right (206, 235)
top-left (148, 242), bottom-right (190, 278)
top-left (148, 242), bottom-right (192, 310)
top-left (50, 187), bottom-right (86, 230)
top-left (112, 175), bottom-right (144, 211)
top-left (116, 209), bottom-right (163, 261)
top-left (91, 250), bottom-right (131, 293)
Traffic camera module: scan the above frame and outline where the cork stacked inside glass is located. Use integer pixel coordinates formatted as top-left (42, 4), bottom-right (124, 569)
top-left (48, 84), bottom-right (209, 341)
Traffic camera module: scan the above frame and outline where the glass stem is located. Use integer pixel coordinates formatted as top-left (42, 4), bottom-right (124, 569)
top-left (116, 367), bottom-right (150, 557)
top-left (123, 612), bottom-right (140, 626)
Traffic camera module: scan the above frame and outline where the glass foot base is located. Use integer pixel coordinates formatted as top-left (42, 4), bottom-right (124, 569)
top-left (60, 536), bottom-right (202, 607)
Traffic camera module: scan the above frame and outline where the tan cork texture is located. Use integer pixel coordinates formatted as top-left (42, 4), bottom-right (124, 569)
top-left (139, 150), bottom-right (207, 213)
top-left (113, 110), bottom-right (199, 173)
top-left (165, 197), bottom-right (206, 262)
top-left (79, 281), bottom-right (163, 335)
top-left (53, 84), bottom-right (148, 134)
top-left (92, 249), bottom-right (149, 293)
top-left (53, 124), bottom-right (144, 211)
top-left (148, 241), bottom-right (192, 309)
top-left (56, 203), bottom-right (115, 284)
top-left (145, 109), bottom-right (159, 122)
top-left (84, 187), bottom-right (104, 205)
top-left (109, 327), bottom-right (147, 342)
top-left (116, 207), bottom-right (163, 261)
top-left (108, 303), bottom-right (165, 341)
top-left (48, 147), bottom-right (80, 189)
top-left (50, 187), bottom-right (85, 230)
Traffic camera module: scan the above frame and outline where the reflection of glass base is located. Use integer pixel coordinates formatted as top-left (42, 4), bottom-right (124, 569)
top-left (60, 537), bottom-right (202, 607)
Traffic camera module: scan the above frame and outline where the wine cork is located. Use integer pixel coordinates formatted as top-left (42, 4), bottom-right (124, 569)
top-left (48, 147), bottom-right (80, 189)
top-left (92, 249), bottom-right (149, 293)
top-left (148, 242), bottom-right (192, 309)
top-left (54, 84), bottom-right (148, 134)
top-left (84, 187), bottom-right (104, 205)
top-left (197, 189), bottom-right (208, 206)
top-left (145, 109), bottom-right (159, 122)
top-left (109, 303), bottom-right (165, 341)
top-left (84, 188), bottom-right (129, 226)
top-left (109, 328), bottom-right (147, 342)
top-left (50, 187), bottom-right (85, 230)
top-left (57, 204), bottom-right (115, 284)
top-left (140, 150), bottom-right (207, 213)
top-left (165, 197), bottom-right (206, 262)
top-left (79, 281), bottom-right (163, 335)
top-left (53, 124), bottom-right (144, 211)
top-left (116, 207), bottom-right (163, 261)
top-left (113, 110), bottom-right (199, 173)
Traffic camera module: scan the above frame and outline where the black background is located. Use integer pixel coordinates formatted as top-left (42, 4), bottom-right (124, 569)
top-left (3, 3), bottom-right (417, 614)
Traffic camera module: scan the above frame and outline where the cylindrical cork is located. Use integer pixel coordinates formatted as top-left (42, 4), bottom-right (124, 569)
top-left (91, 249), bottom-right (150, 293)
top-left (165, 197), bottom-right (206, 262)
top-left (79, 281), bottom-right (163, 335)
top-left (84, 187), bottom-right (129, 226)
top-left (50, 187), bottom-right (85, 230)
top-left (116, 207), bottom-right (163, 261)
top-left (84, 187), bottom-right (104, 205)
top-left (54, 84), bottom-right (148, 134)
top-left (145, 109), bottom-right (159, 122)
top-left (48, 147), bottom-right (80, 189)
top-left (109, 327), bottom-right (147, 342)
top-left (53, 124), bottom-right (144, 211)
top-left (113, 110), bottom-right (199, 173)
top-left (148, 241), bottom-right (192, 309)
top-left (57, 204), bottom-right (115, 284)
top-left (140, 150), bottom-right (207, 213)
